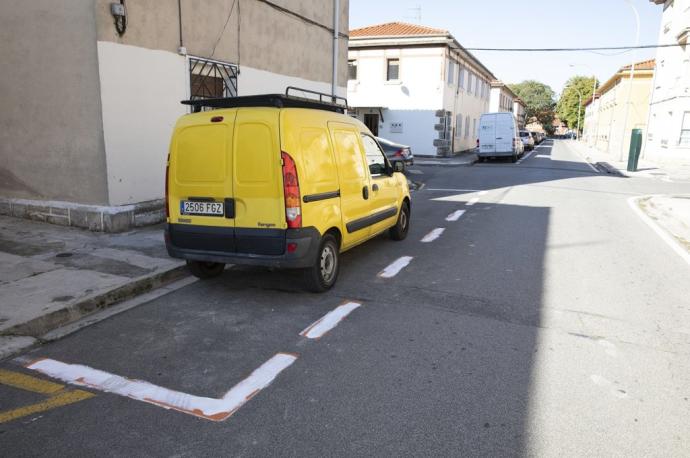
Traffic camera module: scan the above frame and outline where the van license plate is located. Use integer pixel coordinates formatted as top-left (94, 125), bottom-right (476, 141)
top-left (180, 201), bottom-right (224, 216)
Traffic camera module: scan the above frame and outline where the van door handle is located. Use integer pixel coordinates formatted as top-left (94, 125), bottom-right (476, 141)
top-left (372, 184), bottom-right (379, 192)
top-left (362, 186), bottom-right (369, 200)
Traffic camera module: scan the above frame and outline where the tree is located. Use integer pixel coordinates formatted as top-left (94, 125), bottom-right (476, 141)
top-left (509, 80), bottom-right (556, 133)
top-left (557, 76), bottom-right (598, 134)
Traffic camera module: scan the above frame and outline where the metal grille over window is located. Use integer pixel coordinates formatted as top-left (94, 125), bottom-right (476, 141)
top-left (189, 57), bottom-right (238, 110)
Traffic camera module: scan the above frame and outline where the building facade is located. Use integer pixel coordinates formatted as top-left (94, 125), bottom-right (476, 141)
top-left (489, 81), bottom-right (516, 113)
top-left (513, 98), bottom-right (527, 129)
top-left (582, 60), bottom-right (655, 158)
top-left (644, 0), bottom-right (690, 164)
top-left (0, 0), bottom-right (349, 231)
top-left (347, 22), bottom-right (494, 157)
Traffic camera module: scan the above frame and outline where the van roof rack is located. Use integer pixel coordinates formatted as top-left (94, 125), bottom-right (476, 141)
top-left (182, 87), bottom-right (348, 113)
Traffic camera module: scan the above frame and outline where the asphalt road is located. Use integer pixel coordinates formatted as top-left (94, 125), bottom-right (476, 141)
top-left (2, 140), bottom-right (690, 457)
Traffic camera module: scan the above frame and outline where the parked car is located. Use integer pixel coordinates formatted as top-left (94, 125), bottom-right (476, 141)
top-left (376, 136), bottom-right (414, 168)
top-left (519, 130), bottom-right (535, 151)
top-left (165, 90), bottom-right (411, 292)
top-left (477, 112), bottom-right (524, 162)
top-left (532, 132), bottom-right (543, 144)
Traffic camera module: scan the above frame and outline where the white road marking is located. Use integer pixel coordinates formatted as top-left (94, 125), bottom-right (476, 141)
top-left (299, 302), bottom-right (361, 339)
top-left (466, 197), bottom-right (480, 206)
top-left (378, 256), bottom-right (413, 278)
top-left (426, 188), bottom-right (481, 192)
top-left (628, 195), bottom-right (690, 268)
top-left (421, 228), bottom-right (445, 243)
top-left (478, 191), bottom-right (488, 195)
top-left (445, 210), bottom-right (466, 221)
top-left (25, 354), bottom-right (297, 422)
top-left (534, 154), bottom-right (550, 158)
top-left (516, 151), bottom-right (534, 164)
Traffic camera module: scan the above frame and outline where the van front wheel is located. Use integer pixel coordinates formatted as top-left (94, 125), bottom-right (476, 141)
top-left (389, 202), bottom-right (410, 241)
top-left (303, 234), bottom-right (339, 292)
top-left (187, 260), bottom-right (225, 279)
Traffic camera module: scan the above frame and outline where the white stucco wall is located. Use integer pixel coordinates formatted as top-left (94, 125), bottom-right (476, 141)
top-left (238, 66), bottom-right (346, 99)
top-left (98, 41), bottom-right (187, 206)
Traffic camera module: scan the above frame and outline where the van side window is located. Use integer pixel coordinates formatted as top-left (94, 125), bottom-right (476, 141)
top-left (360, 134), bottom-right (387, 176)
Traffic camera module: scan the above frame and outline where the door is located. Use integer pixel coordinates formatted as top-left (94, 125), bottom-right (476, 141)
top-left (479, 114), bottom-right (496, 154)
top-left (364, 113), bottom-right (379, 136)
top-left (495, 114), bottom-right (515, 153)
top-left (328, 122), bottom-right (373, 247)
top-left (360, 134), bottom-right (399, 236)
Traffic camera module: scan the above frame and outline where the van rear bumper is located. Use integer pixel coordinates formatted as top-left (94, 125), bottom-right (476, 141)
top-left (165, 224), bottom-right (321, 269)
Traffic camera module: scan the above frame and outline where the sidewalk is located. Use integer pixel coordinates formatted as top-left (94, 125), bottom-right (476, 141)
top-left (636, 195), bottom-right (690, 256)
top-left (567, 140), bottom-right (690, 182)
top-left (413, 151), bottom-right (477, 167)
top-left (0, 215), bottom-right (187, 359)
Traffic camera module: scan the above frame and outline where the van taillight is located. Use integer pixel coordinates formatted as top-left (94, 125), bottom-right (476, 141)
top-left (164, 155), bottom-right (170, 218)
top-left (281, 151), bottom-right (302, 228)
top-left (394, 149), bottom-right (404, 157)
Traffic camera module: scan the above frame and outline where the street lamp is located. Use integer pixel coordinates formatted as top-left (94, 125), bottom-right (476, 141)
top-left (620, 0), bottom-right (640, 161)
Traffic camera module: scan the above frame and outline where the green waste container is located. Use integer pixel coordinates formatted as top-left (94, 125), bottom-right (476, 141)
top-left (627, 129), bottom-right (643, 172)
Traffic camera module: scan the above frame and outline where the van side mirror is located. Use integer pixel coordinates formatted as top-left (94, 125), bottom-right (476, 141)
top-left (393, 161), bottom-right (405, 173)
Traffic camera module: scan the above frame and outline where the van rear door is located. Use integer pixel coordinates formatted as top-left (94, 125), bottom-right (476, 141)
top-left (479, 114), bottom-right (496, 154)
top-left (232, 108), bottom-right (285, 255)
top-left (495, 114), bottom-right (515, 153)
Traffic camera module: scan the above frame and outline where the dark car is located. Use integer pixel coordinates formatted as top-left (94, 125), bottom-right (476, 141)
top-left (376, 137), bottom-right (414, 168)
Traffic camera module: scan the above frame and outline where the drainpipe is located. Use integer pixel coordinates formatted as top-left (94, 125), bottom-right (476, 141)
top-left (331, 0), bottom-right (339, 100)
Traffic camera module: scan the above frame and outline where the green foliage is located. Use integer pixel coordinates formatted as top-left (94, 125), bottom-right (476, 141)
top-left (557, 76), bottom-right (598, 132)
top-left (508, 80), bottom-right (556, 131)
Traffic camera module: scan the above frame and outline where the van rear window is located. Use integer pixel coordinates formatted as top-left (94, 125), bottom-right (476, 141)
top-left (175, 125), bottom-right (227, 183)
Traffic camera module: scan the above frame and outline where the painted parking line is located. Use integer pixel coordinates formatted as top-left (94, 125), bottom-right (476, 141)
top-left (516, 151), bottom-right (534, 164)
top-left (421, 228), bottom-right (445, 243)
top-left (378, 256), bottom-right (413, 278)
top-left (445, 210), bottom-right (466, 222)
top-left (466, 197), bottom-right (480, 206)
top-left (24, 353), bottom-right (297, 422)
top-left (425, 188), bottom-right (481, 192)
top-left (300, 301), bottom-right (362, 339)
top-left (0, 369), bottom-right (95, 424)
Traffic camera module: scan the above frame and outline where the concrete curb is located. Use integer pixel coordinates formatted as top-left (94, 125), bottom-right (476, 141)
top-left (1, 265), bottom-right (189, 339)
top-left (414, 158), bottom-right (477, 167)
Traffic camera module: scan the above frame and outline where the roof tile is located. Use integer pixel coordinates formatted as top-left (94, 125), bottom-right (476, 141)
top-left (350, 22), bottom-right (448, 38)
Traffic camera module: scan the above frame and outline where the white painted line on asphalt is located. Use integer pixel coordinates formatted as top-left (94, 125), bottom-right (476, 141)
top-left (534, 154), bottom-right (550, 158)
top-left (421, 228), bottom-right (445, 243)
top-left (628, 196), bottom-right (690, 268)
top-left (25, 353), bottom-right (297, 422)
top-left (426, 188), bottom-right (481, 192)
top-left (516, 151), bottom-right (534, 164)
top-left (299, 301), bottom-right (361, 339)
top-left (466, 197), bottom-right (480, 206)
top-left (478, 191), bottom-right (488, 195)
top-left (378, 256), bottom-right (413, 278)
top-left (445, 210), bottom-right (466, 221)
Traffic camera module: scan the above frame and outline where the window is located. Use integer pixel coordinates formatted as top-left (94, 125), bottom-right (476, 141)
top-left (348, 60), bottom-right (357, 80)
top-left (468, 73), bottom-right (473, 94)
top-left (459, 66), bottom-right (465, 89)
top-left (456, 113), bottom-right (462, 135)
top-left (447, 61), bottom-right (455, 85)
top-left (465, 115), bottom-right (470, 138)
top-left (680, 111), bottom-right (690, 146)
top-left (387, 58), bottom-right (400, 81)
top-left (189, 57), bottom-right (238, 107)
top-left (361, 134), bottom-right (388, 175)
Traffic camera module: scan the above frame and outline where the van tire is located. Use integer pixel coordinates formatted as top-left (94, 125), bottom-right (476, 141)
top-left (389, 202), bottom-right (410, 241)
top-left (511, 153), bottom-right (518, 163)
top-left (187, 260), bottom-right (225, 279)
top-left (303, 234), bottom-right (339, 292)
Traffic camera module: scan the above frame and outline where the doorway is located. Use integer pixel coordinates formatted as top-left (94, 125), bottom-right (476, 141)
top-left (364, 113), bottom-right (379, 136)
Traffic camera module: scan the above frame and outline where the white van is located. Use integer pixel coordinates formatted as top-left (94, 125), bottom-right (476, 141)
top-left (477, 112), bottom-right (524, 162)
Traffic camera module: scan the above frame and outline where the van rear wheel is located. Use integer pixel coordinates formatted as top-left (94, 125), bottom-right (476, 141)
top-left (303, 234), bottom-right (339, 293)
top-left (389, 201), bottom-right (410, 241)
top-left (187, 260), bottom-right (225, 279)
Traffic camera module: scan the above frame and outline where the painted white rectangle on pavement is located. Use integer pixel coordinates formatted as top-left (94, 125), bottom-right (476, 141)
top-left (26, 353), bottom-right (297, 422)
top-left (378, 256), bottom-right (413, 278)
top-left (421, 228), bottom-right (445, 243)
top-left (300, 301), bottom-right (362, 339)
top-left (445, 210), bottom-right (466, 222)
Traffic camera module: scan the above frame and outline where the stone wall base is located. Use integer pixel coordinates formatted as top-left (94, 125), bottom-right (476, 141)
top-left (0, 198), bottom-right (165, 232)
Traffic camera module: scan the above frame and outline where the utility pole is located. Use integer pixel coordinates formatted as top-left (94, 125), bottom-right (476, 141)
top-left (620, 0), bottom-right (640, 160)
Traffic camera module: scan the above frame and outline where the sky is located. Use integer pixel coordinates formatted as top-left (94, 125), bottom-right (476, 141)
top-left (348, 0), bottom-right (663, 95)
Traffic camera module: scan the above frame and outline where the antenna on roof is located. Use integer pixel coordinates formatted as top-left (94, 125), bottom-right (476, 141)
top-left (405, 5), bottom-right (421, 23)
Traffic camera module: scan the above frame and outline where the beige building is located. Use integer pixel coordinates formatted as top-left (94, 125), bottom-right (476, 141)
top-left (582, 59), bottom-right (655, 158)
top-left (513, 98), bottom-right (526, 129)
top-left (0, 0), bottom-right (348, 231)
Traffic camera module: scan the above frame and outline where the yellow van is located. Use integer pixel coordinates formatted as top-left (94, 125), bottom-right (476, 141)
top-left (165, 89), bottom-right (411, 292)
